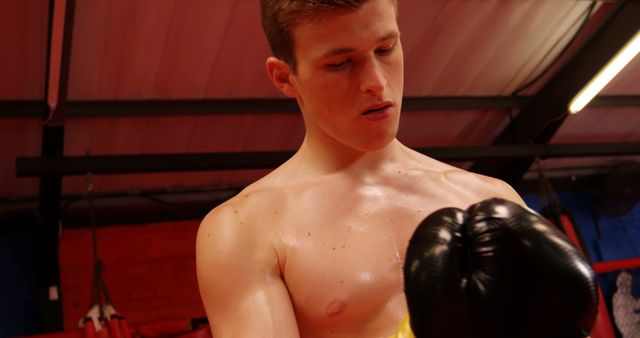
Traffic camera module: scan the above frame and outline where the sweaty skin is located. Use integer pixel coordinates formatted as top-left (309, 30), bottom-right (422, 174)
top-left (196, 1), bottom-right (525, 337)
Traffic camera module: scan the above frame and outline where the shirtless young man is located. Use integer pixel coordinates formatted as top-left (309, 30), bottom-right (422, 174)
top-left (196, 0), bottom-right (525, 337)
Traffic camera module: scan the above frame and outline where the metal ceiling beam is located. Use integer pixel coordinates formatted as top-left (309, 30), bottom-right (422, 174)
top-left (16, 142), bottom-right (640, 177)
top-left (1, 95), bottom-right (639, 118)
top-left (471, 0), bottom-right (640, 185)
top-left (68, 98), bottom-right (301, 116)
top-left (17, 151), bottom-right (293, 176)
top-left (402, 96), bottom-right (527, 110)
top-left (0, 101), bottom-right (46, 118)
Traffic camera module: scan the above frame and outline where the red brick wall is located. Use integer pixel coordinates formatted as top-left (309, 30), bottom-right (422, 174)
top-left (59, 221), bottom-right (206, 331)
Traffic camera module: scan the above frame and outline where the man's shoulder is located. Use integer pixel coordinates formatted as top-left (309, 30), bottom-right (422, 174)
top-left (202, 182), bottom-right (286, 228)
top-left (202, 167), bottom-right (300, 226)
top-left (406, 151), bottom-right (524, 205)
top-left (200, 155), bottom-right (316, 231)
top-left (436, 165), bottom-right (499, 184)
top-left (414, 161), bottom-right (503, 191)
top-left (197, 183), bottom-right (286, 258)
top-left (442, 168), bottom-right (525, 205)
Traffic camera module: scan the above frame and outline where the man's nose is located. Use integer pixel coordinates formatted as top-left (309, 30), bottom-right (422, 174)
top-left (359, 58), bottom-right (387, 96)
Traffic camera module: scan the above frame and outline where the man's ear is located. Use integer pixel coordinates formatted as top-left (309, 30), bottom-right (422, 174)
top-left (266, 57), bottom-right (298, 98)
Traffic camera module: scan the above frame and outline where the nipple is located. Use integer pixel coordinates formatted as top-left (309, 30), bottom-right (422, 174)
top-left (326, 300), bottom-right (347, 318)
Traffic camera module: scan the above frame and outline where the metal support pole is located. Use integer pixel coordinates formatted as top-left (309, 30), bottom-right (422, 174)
top-left (34, 125), bottom-right (65, 332)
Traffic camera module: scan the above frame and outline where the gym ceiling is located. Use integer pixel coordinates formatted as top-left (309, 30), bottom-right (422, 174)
top-left (1, 0), bottom-right (639, 227)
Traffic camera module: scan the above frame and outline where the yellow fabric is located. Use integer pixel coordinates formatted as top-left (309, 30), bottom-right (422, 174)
top-left (387, 314), bottom-right (415, 338)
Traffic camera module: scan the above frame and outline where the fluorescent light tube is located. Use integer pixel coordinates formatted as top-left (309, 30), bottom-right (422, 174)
top-left (568, 29), bottom-right (640, 114)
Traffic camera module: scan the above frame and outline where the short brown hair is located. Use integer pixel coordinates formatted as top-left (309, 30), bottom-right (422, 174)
top-left (260, 0), bottom-right (397, 71)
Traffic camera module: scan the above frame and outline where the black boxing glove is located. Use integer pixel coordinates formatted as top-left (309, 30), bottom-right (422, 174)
top-left (403, 198), bottom-right (599, 338)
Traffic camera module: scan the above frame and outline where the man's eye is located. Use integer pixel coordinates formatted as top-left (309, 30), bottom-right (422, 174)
top-left (376, 46), bottom-right (394, 56)
top-left (326, 59), bottom-right (351, 70)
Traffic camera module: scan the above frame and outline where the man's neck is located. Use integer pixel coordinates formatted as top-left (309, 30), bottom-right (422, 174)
top-left (294, 133), bottom-right (406, 176)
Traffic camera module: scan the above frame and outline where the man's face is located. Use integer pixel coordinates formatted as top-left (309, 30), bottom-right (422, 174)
top-left (289, 0), bottom-right (404, 152)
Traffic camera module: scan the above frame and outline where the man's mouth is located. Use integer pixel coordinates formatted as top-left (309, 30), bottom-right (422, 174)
top-left (362, 102), bottom-right (393, 115)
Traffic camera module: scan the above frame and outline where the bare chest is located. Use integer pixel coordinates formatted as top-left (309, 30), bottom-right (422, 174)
top-left (269, 171), bottom-right (486, 336)
top-left (276, 190), bottom-right (435, 335)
